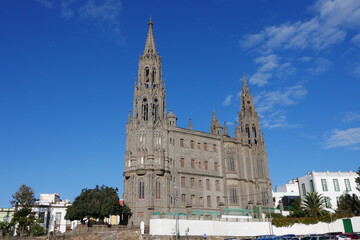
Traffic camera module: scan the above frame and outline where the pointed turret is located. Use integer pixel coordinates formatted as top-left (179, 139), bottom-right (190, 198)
top-left (210, 111), bottom-right (223, 135)
top-left (143, 18), bottom-right (157, 55)
top-left (188, 118), bottom-right (193, 130)
top-left (223, 121), bottom-right (229, 136)
top-left (238, 75), bottom-right (262, 145)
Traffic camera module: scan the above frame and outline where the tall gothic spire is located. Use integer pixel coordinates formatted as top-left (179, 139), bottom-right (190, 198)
top-left (238, 75), bottom-right (262, 145)
top-left (241, 75), bottom-right (255, 112)
top-left (133, 19), bottom-right (165, 123)
top-left (143, 17), bottom-right (157, 55)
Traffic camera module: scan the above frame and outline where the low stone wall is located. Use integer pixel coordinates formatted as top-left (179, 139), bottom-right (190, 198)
top-left (0, 228), bottom-right (141, 240)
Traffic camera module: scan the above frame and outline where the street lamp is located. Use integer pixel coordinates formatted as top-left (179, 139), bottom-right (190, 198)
top-left (265, 188), bottom-right (273, 235)
top-left (170, 186), bottom-right (180, 240)
top-left (175, 188), bottom-right (180, 240)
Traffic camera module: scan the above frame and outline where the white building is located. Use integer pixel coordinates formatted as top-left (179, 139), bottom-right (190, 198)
top-left (298, 170), bottom-right (360, 211)
top-left (32, 193), bottom-right (76, 233)
top-left (273, 179), bottom-right (300, 209)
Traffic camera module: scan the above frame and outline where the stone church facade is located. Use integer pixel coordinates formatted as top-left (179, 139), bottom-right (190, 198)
top-left (123, 20), bottom-right (272, 226)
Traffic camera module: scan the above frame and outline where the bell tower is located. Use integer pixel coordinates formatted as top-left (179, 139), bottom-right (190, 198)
top-left (133, 18), bottom-right (166, 123)
top-left (238, 76), bottom-right (263, 145)
top-left (238, 75), bottom-right (272, 205)
top-left (124, 19), bottom-right (170, 227)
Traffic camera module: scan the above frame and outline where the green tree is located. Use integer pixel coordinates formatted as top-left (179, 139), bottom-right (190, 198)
top-left (11, 208), bottom-right (34, 236)
top-left (303, 192), bottom-right (327, 217)
top-left (9, 184), bottom-right (45, 236)
top-left (0, 221), bottom-right (14, 236)
top-left (10, 184), bottom-right (35, 208)
top-left (65, 185), bottom-right (125, 223)
top-left (29, 222), bottom-right (45, 236)
top-left (289, 197), bottom-right (306, 217)
top-left (336, 194), bottom-right (360, 216)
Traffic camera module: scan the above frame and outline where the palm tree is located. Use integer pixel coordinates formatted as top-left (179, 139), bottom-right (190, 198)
top-left (303, 192), bottom-right (326, 217)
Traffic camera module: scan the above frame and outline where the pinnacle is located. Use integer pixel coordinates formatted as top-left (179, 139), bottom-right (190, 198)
top-left (144, 18), bottom-right (157, 55)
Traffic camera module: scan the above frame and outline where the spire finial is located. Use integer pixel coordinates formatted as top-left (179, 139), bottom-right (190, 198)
top-left (242, 73), bottom-right (247, 86)
top-left (148, 16), bottom-right (153, 27)
top-left (224, 121), bottom-right (229, 136)
top-left (144, 18), bottom-right (156, 54)
top-left (188, 118), bottom-right (193, 130)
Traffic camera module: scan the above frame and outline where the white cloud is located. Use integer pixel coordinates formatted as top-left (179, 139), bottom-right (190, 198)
top-left (255, 54), bottom-right (279, 72)
top-left (313, 0), bottom-right (360, 29)
top-left (253, 84), bottom-right (307, 129)
top-left (351, 33), bottom-right (360, 48)
top-left (276, 62), bottom-right (297, 78)
top-left (239, 0), bottom-right (360, 86)
top-left (241, 0), bottom-right (360, 53)
top-left (35, 0), bottom-right (54, 9)
top-left (254, 84), bottom-right (308, 113)
top-left (249, 72), bottom-right (272, 86)
top-left (61, 0), bottom-right (76, 20)
top-left (240, 17), bottom-right (346, 53)
top-left (239, 33), bottom-right (264, 49)
top-left (354, 63), bottom-right (360, 76)
top-left (342, 112), bottom-right (360, 123)
top-left (260, 110), bottom-right (300, 129)
top-left (324, 127), bottom-right (360, 149)
top-left (79, 0), bottom-right (122, 40)
top-left (307, 57), bottom-right (333, 73)
top-left (222, 94), bottom-right (233, 106)
top-left (299, 56), bottom-right (313, 62)
top-left (35, 0), bottom-right (123, 43)
top-left (249, 54), bottom-right (279, 86)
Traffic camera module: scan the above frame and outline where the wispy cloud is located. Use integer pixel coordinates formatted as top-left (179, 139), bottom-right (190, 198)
top-left (251, 54), bottom-right (279, 86)
top-left (240, 0), bottom-right (360, 53)
top-left (299, 56), bottom-right (313, 62)
top-left (313, 0), bottom-right (360, 29)
top-left (260, 109), bottom-right (300, 129)
top-left (324, 127), bottom-right (360, 149)
top-left (354, 63), bottom-right (360, 76)
top-left (352, 34), bottom-right (360, 48)
top-left (240, 17), bottom-right (346, 53)
top-left (222, 94), bottom-right (233, 106)
top-left (35, 0), bottom-right (54, 9)
top-left (254, 83), bottom-right (307, 128)
top-left (240, 0), bottom-right (360, 85)
top-left (306, 57), bottom-right (333, 73)
top-left (342, 112), bottom-right (360, 123)
top-left (276, 62), bottom-right (297, 79)
top-left (61, 0), bottom-right (76, 20)
top-left (34, 0), bottom-right (123, 43)
top-left (254, 84), bottom-right (308, 113)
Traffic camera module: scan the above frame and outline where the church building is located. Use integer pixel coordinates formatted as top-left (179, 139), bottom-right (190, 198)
top-left (123, 19), bottom-right (272, 226)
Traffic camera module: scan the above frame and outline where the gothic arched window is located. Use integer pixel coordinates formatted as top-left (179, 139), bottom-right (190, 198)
top-left (142, 98), bottom-right (148, 121)
top-left (252, 126), bottom-right (257, 144)
top-left (227, 153), bottom-right (235, 171)
top-left (151, 68), bottom-right (156, 86)
top-left (155, 179), bottom-right (161, 199)
top-left (245, 126), bottom-right (250, 144)
top-left (152, 98), bottom-right (158, 121)
top-left (139, 180), bottom-right (145, 199)
top-left (145, 67), bottom-right (149, 82)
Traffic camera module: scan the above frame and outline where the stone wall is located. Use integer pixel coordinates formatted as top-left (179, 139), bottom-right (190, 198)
top-left (0, 230), bottom-right (140, 240)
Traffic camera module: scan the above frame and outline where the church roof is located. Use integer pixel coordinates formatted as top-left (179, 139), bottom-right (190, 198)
top-left (167, 110), bottom-right (176, 118)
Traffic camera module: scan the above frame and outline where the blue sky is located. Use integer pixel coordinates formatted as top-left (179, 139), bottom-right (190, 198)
top-left (1, 0), bottom-right (359, 207)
